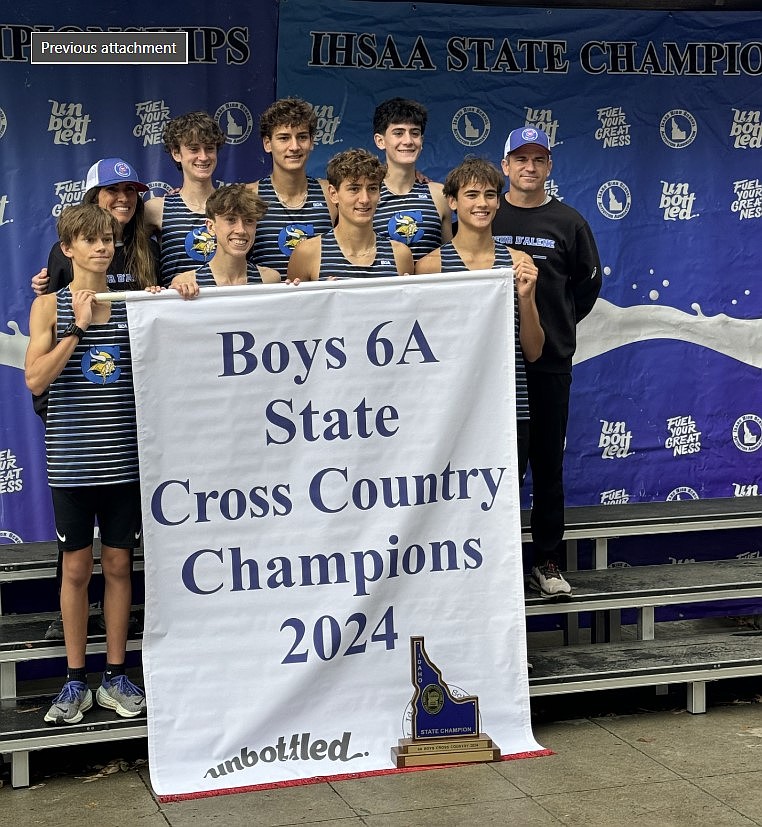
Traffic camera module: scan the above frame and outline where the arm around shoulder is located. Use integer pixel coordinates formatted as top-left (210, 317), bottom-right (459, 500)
top-left (507, 247), bottom-right (533, 269)
top-left (168, 269), bottom-right (200, 299)
top-left (171, 269), bottom-right (198, 286)
top-left (39, 243), bottom-right (74, 294)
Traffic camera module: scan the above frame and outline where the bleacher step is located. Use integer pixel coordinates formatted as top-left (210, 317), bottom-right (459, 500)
top-left (529, 630), bottom-right (762, 695)
top-left (525, 558), bottom-right (762, 615)
top-left (0, 610), bottom-right (143, 662)
top-left (0, 693), bottom-right (147, 788)
top-left (524, 496), bottom-right (762, 541)
top-left (0, 541), bottom-right (144, 581)
top-left (0, 693), bottom-right (147, 743)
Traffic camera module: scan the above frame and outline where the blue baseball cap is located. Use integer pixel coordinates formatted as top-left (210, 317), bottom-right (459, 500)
top-left (503, 127), bottom-right (551, 157)
top-left (85, 158), bottom-right (149, 192)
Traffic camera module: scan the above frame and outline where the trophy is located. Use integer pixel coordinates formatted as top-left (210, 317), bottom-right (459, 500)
top-left (392, 636), bottom-right (501, 768)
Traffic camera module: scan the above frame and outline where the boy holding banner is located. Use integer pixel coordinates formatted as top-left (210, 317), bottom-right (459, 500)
top-left (415, 158), bottom-right (543, 478)
top-left (171, 184), bottom-right (280, 292)
top-left (286, 148), bottom-right (413, 280)
top-left (25, 204), bottom-right (147, 724)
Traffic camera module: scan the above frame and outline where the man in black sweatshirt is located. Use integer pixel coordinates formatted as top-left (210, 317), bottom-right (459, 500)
top-left (493, 126), bottom-right (602, 600)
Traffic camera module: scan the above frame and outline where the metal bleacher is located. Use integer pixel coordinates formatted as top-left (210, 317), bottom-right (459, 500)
top-left (1, 496), bottom-right (761, 787)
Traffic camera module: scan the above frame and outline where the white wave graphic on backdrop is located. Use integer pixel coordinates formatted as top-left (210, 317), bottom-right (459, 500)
top-left (0, 321), bottom-right (28, 370)
top-left (2, 301), bottom-right (762, 372)
top-left (574, 299), bottom-right (762, 370)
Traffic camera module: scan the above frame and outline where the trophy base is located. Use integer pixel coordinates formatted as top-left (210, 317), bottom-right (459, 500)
top-left (392, 733), bottom-right (501, 768)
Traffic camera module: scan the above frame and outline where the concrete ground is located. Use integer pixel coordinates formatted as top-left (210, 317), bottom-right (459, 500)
top-left (2, 678), bottom-right (761, 827)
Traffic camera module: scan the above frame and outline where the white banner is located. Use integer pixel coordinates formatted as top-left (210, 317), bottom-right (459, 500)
top-left (127, 272), bottom-right (541, 797)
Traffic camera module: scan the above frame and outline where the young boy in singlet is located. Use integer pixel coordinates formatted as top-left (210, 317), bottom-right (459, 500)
top-left (25, 204), bottom-right (147, 724)
top-left (143, 111), bottom-right (226, 285)
top-left (286, 148), bottom-right (413, 281)
top-left (247, 97), bottom-right (336, 277)
top-left (171, 184), bottom-right (279, 292)
top-left (415, 157), bottom-right (543, 475)
top-left (372, 97), bottom-right (452, 261)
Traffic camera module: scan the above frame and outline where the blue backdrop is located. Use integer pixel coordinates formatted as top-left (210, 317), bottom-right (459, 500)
top-left (277, 2), bottom-right (762, 549)
top-left (2, 3), bottom-right (761, 577)
top-left (0, 2), bottom-right (276, 542)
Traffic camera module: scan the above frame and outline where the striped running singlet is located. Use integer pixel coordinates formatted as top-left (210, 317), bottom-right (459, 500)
top-left (249, 177), bottom-right (333, 275)
top-left (373, 181), bottom-right (442, 262)
top-left (159, 194), bottom-right (214, 286)
top-left (46, 290), bottom-right (138, 486)
top-left (318, 231), bottom-right (399, 279)
top-left (438, 242), bottom-right (528, 421)
top-left (193, 262), bottom-right (263, 286)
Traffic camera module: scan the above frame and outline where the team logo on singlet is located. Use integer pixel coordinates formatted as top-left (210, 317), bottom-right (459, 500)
top-left (280, 223), bottom-right (315, 257)
top-left (0, 107), bottom-right (7, 140)
top-left (388, 211), bottom-right (424, 246)
top-left (186, 226), bottom-right (217, 262)
top-left (82, 346), bottom-right (121, 385)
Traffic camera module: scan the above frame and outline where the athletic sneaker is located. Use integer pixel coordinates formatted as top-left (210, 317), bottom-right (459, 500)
top-left (96, 674), bottom-right (147, 718)
top-left (530, 561), bottom-right (572, 600)
top-left (44, 680), bottom-right (93, 725)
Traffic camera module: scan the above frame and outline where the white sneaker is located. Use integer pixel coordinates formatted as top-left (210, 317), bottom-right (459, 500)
top-left (530, 561), bottom-right (572, 600)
